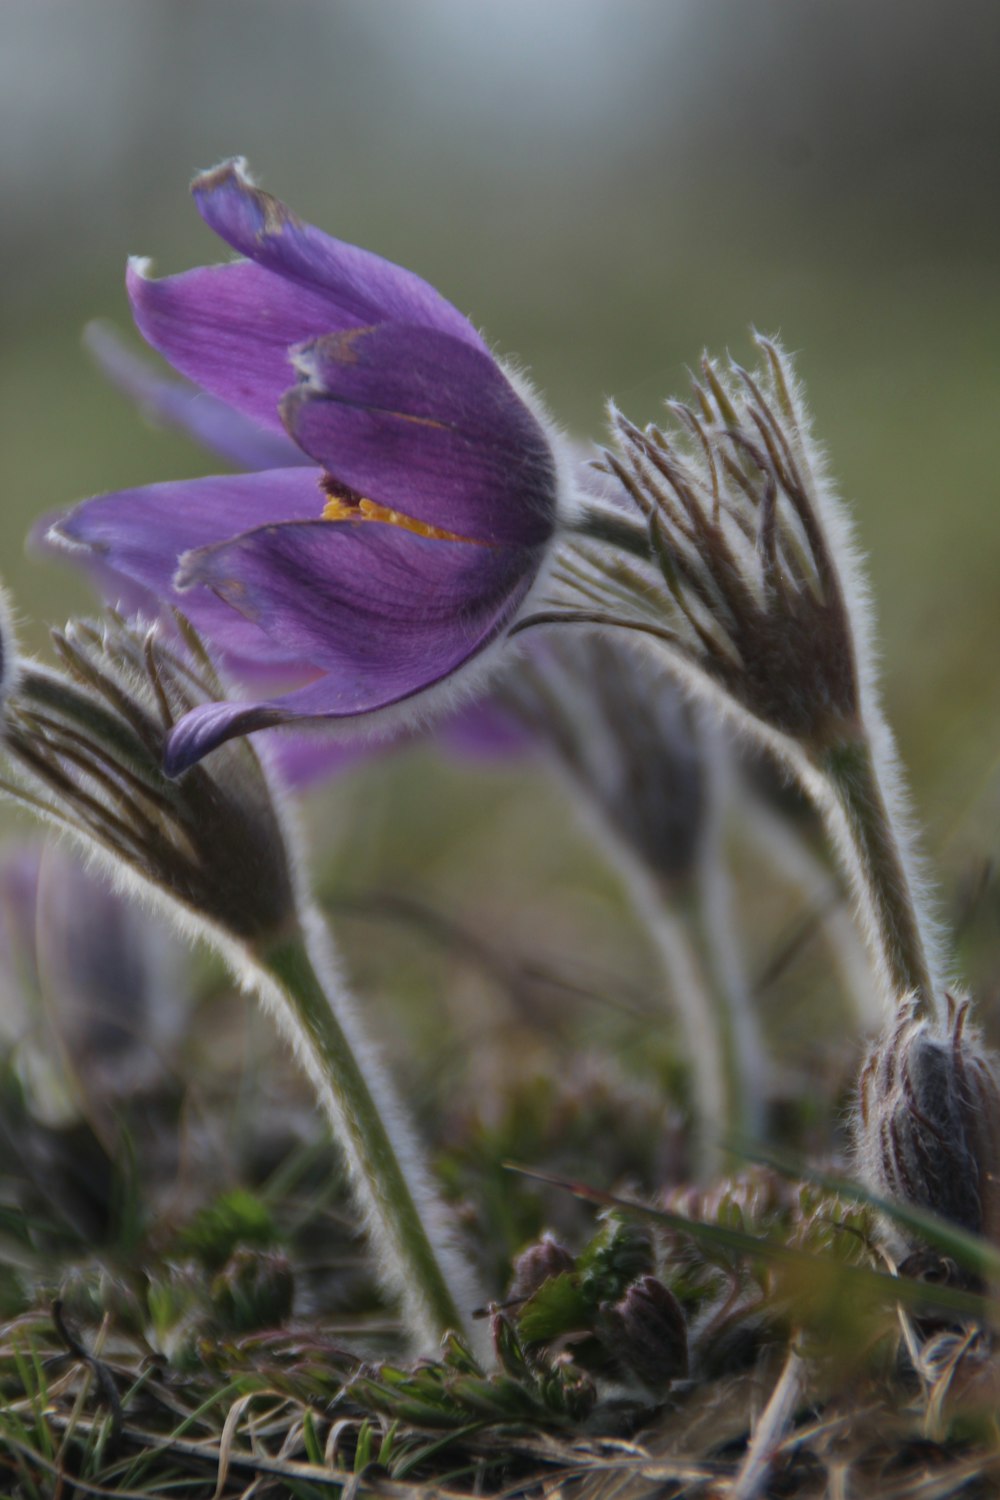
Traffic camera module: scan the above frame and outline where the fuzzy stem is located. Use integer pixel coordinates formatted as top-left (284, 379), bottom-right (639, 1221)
top-left (617, 852), bottom-right (726, 1176)
top-left (816, 735), bottom-right (939, 1019)
top-left (609, 835), bottom-right (765, 1174)
top-left (678, 854), bottom-right (769, 1147)
top-left (252, 916), bottom-right (471, 1348)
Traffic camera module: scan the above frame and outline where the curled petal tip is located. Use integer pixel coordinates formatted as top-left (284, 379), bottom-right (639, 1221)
top-left (163, 698), bottom-right (275, 778)
top-left (191, 155), bottom-right (253, 196)
top-left (162, 709), bottom-right (213, 777)
top-left (173, 544), bottom-right (210, 593)
top-left (192, 158), bottom-right (292, 245)
top-left (43, 518), bottom-right (75, 553)
top-left (287, 339), bottom-right (323, 383)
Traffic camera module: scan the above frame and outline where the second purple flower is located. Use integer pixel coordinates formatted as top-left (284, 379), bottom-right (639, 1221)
top-left (51, 160), bottom-right (565, 774)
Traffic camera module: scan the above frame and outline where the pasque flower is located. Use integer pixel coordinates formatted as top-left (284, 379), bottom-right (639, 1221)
top-left (50, 159), bottom-right (564, 775)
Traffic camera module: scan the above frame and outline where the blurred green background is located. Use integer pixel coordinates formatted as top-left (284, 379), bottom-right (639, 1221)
top-left (3, 1), bottom-right (1000, 1124)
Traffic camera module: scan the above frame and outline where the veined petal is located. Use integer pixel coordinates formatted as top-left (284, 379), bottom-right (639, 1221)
top-left (51, 470), bottom-right (324, 667)
top-left (282, 324), bottom-right (557, 547)
top-left (127, 257), bottom-right (361, 431)
top-left (165, 521), bottom-right (539, 772)
top-left (85, 322), bottom-right (306, 471)
top-left (177, 518), bottom-right (536, 676)
top-left (193, 159), bottom-right (486, 352)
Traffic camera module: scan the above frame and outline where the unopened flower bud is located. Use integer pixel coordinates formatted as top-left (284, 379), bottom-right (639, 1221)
top-left (855, 996), bottom-right (1000, 1244)
top-left (599, 1274), bottom-right (688, 1390)
top-left (509, 1232), bottom-right (575, 1301)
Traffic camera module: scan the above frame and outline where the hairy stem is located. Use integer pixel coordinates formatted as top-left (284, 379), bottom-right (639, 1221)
top-left (816, 735), bottom-right (940, 1020)
top-left (677, 854), bottom-right (769, 1149)
top-left (252, 915), bottom-right (474, 1349)
top-left (610, 840), bottom-right (766, 1174)
top-left (619, 852), bottom-right (726, 1175)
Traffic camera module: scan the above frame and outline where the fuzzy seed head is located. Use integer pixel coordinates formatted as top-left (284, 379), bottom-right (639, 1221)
top-left (537, 335), bottom-right (864, 757)
top-left (0, 613), bottom-right (298, 950)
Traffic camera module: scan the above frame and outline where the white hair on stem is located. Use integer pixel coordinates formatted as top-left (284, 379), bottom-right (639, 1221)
top-left (0, 623), bottom-right (485, 1355)
top-left (6, 784), bottom-right (484, 1355)
top-left (505, 647), bottom-right (769, 1171)
top-left (546, 333), bottom-right (949, 1026)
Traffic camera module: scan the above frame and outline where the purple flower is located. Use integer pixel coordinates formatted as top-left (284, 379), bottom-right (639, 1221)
top-left (51, 160), bottom-right (564, 775)
top-left (0, 842), bottom-right (185, 1120)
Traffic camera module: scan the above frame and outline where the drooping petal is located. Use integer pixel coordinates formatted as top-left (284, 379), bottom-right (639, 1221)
top-left (282, 324), bottom-right (557, 546)
top-left (266, 728), bottom-right (382, 789)
top-left (165, 521), bottom-right (539, 772)
top-left (127, 257), bottom-right (362, 431)
top-left (193, 159), bottom-right (486, 352)
top-left (51, 469), bottom-right (325, 667)
top-left (85, 321), bottom-right (306, 471)
top-left (177, 519), bottom-right (535, 676)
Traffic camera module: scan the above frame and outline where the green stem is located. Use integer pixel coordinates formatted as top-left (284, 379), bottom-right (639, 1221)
top-left (673, 869), bottom-right (767, 1149)
top-left (680, 864), bottom-right (767, 1140)
top-left (256, 924), bottom-right (468, 1346)
top-left (613, 834), bottom-right (759, 1175)
top-left (818, 736), bottom-right (938, 1017)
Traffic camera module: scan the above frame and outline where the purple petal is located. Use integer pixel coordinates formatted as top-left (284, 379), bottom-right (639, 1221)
top-left (31, 506), bottom-right (161, 619)
top-left (51, 470), bottom-right (325, 668)
top-left (266, 728), bottom-right (393, 789)
top-left (165, 522), bottom-right (539, 772)
top-left (85, 321), bottom-right (305, 471)
top-left (442, 699), bottom-right (534, 760)
top-left (177, 519), bottom-right (535, 675)
top-left (282, 324), bottom-right (557, 547)
top-left (127, 257), bottom-right (361, 432)
top-left (193, 159), bottom-right (486, 352)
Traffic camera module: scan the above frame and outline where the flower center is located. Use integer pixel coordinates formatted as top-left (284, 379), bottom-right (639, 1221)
top-left (319, 476), bottom-right (479, 544)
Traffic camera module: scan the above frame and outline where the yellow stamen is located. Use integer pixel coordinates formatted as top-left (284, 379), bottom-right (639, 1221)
top-left (320, 491), bottom-right (475, 544)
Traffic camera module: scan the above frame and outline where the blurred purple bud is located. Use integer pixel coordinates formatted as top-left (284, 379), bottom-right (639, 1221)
top-left (83, 320), bottom-right (307, 472)
top-left (0, 843), bottom-right (185, 1127)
